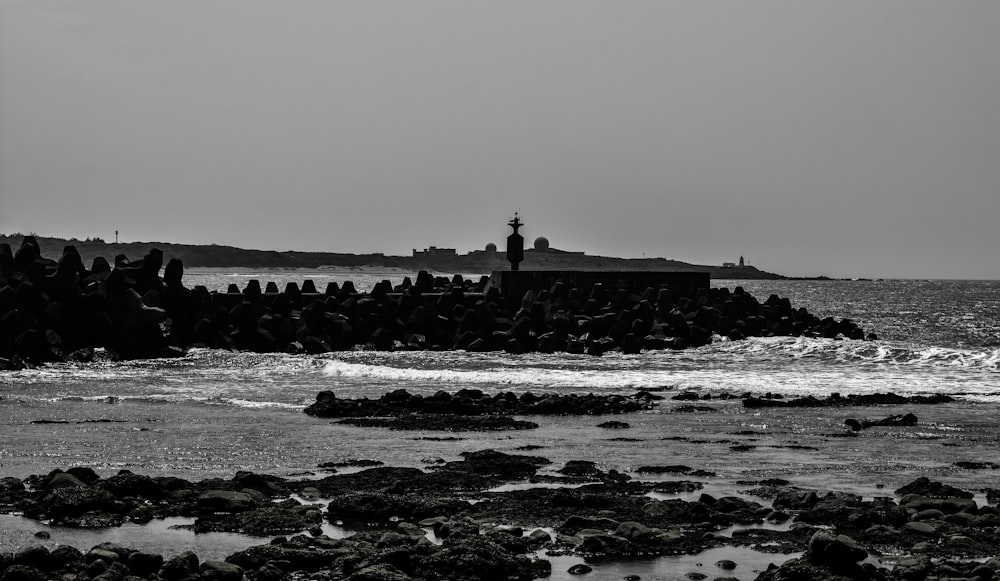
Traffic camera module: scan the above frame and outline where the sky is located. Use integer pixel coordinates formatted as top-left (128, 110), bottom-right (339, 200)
top-left (1, 1), bottom-right (997, 279)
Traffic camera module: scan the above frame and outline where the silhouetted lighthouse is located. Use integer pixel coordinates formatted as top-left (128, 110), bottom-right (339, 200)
top-left (506, 213), bottom-right (524, 271)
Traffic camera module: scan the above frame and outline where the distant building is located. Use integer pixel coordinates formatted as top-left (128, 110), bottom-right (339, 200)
top-left (412, 246), bottom-right (457, 257)
top-left (723, 256), bottom-right (746, 268)
top-left (485, 243), bottom-right (497, 253)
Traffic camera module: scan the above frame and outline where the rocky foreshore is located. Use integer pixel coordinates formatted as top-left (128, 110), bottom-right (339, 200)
top-left (0, 237), bottom-right (871, 367)
top-left (3, 449), bottom-right (999, 581)
top-left (303, 389), bottom-right (662, 419)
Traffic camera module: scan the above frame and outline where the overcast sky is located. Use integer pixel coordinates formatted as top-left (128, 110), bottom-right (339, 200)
top-left (1, 1), bottom-right (997, 279)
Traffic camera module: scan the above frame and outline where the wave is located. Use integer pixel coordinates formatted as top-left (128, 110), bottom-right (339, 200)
top-left (313, 337), bottom-right (1000, 396)
top-left (321, 357), bottom-right (652, 390)
top-left (705, 336), bottom-right (1000, 370)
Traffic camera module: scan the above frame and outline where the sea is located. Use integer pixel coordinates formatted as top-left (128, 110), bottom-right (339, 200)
top-left (2, 269), bottom-right (999, 578)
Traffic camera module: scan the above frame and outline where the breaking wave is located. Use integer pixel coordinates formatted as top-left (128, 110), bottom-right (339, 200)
top-left (316, 337), bottom-right (999, 399)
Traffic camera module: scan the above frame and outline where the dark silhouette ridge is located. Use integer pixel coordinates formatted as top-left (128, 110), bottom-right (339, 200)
top-left (0, 233), bottom-right (785, 280)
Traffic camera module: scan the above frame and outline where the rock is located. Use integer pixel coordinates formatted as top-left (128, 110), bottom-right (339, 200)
top-left (744, 393), bottom-right (953, 408)
top-left (615, 521), bottom-right (655, 542)
top-left (891, 554), bottom-right (931, 580)
top-left (199, 560), bottom-right (244, 581)
top-left (12, 547), bottom-right (50, 570)
top-left (0, 565), bottom-right (49, 581)
top-left (39, 486), bottom-right (121, 521)
top-left (99, 471), bottom-right (164, 500)
top-left (197, 490), bottom-right (257, 513)
top-left (48, 545), bottom-right (83, 569)
top-left (955, 460), bottom-right (1000, 470)
top-left (944, 534), bottom-right (975, 548)
top-left (899, 494), bottom-right (977, 514)
top-left (580, 533), bottom-right (631, 555)
top-left (125, 552), bottom-right (164, 577)
top-left (559, 461), bottom-right (603, 478)
top-left (806, 531), bottom-right (868, 565)
top-left (895, 476), bottom-right (974, 498)
top-left (715, 559), bottom-right (737, 570)
top-left (844, 413), bottom-right (917, 431)
top-left (754, 556), bottom-right (861, 581)
top-left (159, 551), bottom-right (200, 580)
top-left (636, 465), bottom-right (695, 475)
top-left (85, 548), bottom-right (122, 564)
top-left (530, 559), bottom-right (552, 577)
top-left (348, 563), bottom-right (413, 581)
top-left (902, 521), bottom-right (938, 536)
top-left (193, 505), bottom-right (317, 536)
top-left (567, 563), bottom-right (592, 575)
top-left (46, 472), bottom-right (88, 490)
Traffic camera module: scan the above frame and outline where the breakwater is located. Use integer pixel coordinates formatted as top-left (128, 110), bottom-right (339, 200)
top-left (0, 238), bottom-right (870, 366)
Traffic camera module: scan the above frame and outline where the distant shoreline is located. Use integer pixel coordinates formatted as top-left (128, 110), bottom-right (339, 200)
top-left (2, 233), bottom-right (786, 279)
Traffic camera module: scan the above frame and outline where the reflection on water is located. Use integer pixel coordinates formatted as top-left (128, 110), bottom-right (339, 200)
top-left (541, 545), bottom-right (800, 581)
top-left (0, 515), bottom-right (262, 562)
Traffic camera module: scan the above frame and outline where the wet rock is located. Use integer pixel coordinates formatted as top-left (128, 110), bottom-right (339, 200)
top-left (12, 547), bottom-right (49, 570)
top-left (902, 521), bottom-right (938, 536)
top-left (715, 559), bottom-right (737, 570)
top-left (197, 490), bottom-right (257, 513)
top-left (844, 413), bottom-right (918, 431)
top-left (32, 486), bottom-right (122, 523)
top-left (411, 534), bottom-right (534, 580)
top-left (199, 560), bottom-right (244, 581)
top-left (193, 505), bottom-right (320, 536)
top-left (954, 461), bottom-right (1000, 470)
top-left (98, 471), bottom-right (164, 500)
top-left (305, 390), bottom-right (658, 418)
top-left (615, 521), bottom-right (655, 543)
top-left (567, 563), bottom-right (592, 575)
top-left (754, 557), bottom-right (867, 581)
top-left (159, 551), bottom-right (200, 580)
top-left (743, 393), bottom-right (954, 408)
top-left (895, 477), bottom-right (973, 499)
top-left (45, 472), bottom-right (88, 490)
top-left (636, 465), bottom-right (696, 475)
top-left (891, 554), bottom-right (931, 580)
top-left (529, 559), bottom-right (552, 577)
top-left (327, 492), bottom-right (471, 524)
top-left (674, 405), bottom-right (717, 413)
top-left (48, 545), bottom-right (83, 569)
top-left (806, 531), bottom-right (868, 565)
top-left (899, 494), bottom-right (977, 514)
top-left (0, 565), bottom-right (49, 581)
top-left (558, 461), bottom-right (604, 478)
top-left (336, 414), bottom-right (538, 431)
top-left (125, 551), bottom-right (164, 577)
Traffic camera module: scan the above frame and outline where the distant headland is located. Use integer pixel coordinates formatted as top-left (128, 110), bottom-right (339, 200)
top-left (0, 233), bottom-right (785, 280)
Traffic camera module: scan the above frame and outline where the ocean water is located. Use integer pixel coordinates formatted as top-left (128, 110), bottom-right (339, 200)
top-left (1, 271), bottom-right (999, 575)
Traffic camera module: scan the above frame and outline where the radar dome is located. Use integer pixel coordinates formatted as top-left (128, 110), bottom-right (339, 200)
top-left (533, 237), bottom-right (550, 251)
top-left (485, 242), bottom-right (497, 252)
